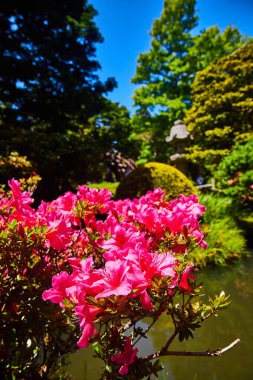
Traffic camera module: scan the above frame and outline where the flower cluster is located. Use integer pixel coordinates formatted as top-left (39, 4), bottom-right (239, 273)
top-left (0, 180), bottom-right (207, 377)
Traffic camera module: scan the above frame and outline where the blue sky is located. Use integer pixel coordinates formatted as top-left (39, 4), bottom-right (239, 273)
top-left (89, 0), bottom-right (253, 112)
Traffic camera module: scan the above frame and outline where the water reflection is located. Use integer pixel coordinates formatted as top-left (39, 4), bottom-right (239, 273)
top-left (150, 255), bottom-right (253, 380)
top-left (62, 254), bottom-right (253, 380)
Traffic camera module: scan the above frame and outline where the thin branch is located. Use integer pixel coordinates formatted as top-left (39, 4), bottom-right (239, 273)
top-left (119, 315), bottom-right (143, 333)
top-left (134, 317), bottom-right (159, 347)
top-left (161, 329), bottom-right (179, 354)
top-left (143, 329), bottom-right (179, 362)
top-left (144, 338), bottom-right (240, 361)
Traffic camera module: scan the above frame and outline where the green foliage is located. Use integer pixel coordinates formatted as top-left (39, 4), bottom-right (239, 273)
top-left (0, 214), bottom-right (78, 378)
top-left (87, 181), bottom-right (119, 197)
top-left (0, 152), bottom-right (41, 195)
top-left (215, 138), bottom-right (253, 211)
top-left (194, 218), bottom-right (246, 267)
top-left (131, 0), bottom-right (249, 162)
top-left (0, 1), bottom-right (137, 200)
top-left (190, 194), bottom-right (247, 267)
top-left (116, 162), bottom-right (196, 200)
top-left (0, 0), bottom-right (115, 129)
top-left (188, 25), bottom-right (249, 71)
top-left (87, 102), bottom-right (139, 163)
top-left (185, 43), bottom-right (253, 174)
top-left (57, 103), bottom-right (137, 196)
top-left (131, 0), bottom-right (198, 162)
top-left (198, 193), bottom-right (234, 221)
top-left (0, 152), bottom-right (32, 184)
top-left (238, 215), bottom-right (253, 246)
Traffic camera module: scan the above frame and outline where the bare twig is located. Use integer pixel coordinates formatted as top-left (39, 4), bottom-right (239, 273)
top-left (134, 317), bottom-right (159, 346)
top-left (144, 338), bottom-right (240, 361)
top-left (143, 329), bottom-right (179, 362)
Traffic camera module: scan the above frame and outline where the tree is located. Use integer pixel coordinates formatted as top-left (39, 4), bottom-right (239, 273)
top-left (131, 0), bottom-right (249, 163)
top-left (66, 101), bottom-right (138, 185)
top-left (184, 43), bottom-right (253, 175)
top-left (187, 25), bottom-right (249, 72)
top-left (132, 0), bottom-right (198, 163)
top-left (0, 0), bottom-right (121, 200)
top-left (215, 138), bottom-right (253, 212)
top-left (88, 101), bottom-right (139, 161)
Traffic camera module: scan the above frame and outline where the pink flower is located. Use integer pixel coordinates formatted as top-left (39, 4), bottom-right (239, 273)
top-left (131, 250), bottom-right (176, 282)
top-left (68, 257), bottom-right (102, 297)
top-left (139, 187), bottom-right (164, 205)
top-left (179, 263), bottom-right (195, 293)
top-left (103, 224), bottom-right (138, 249)
top-left (191, 229), bottom-right (207, 249)
top-left (42, 271), bottom-right (75, 307)
top-left (75, 304), bottom-right (103, 347)
top-left (100, 224), bottom-right (149, 260)
top-left (149, 252), bottom-right (176, 278)
top-left (139, 290), bottom-right (154, 310)
top-left (8, 179), bottom-right (34, 206)
top-left (7, 178), bottom-right (37, 226)
top-left (77, 185), bottom-right (111, 212)
top-left (111, 336), bottom-right (138, 375)
top-left (92, 260), bottom-right (133, 299)
top-left (135, 204), bottom-right (164, 236)
top-left (51, 191), bottom-right (77, 213)
top-left (40, 186), bottom-right (207, 350)
top-left (50, 191), bottom-right (79, 225)
top-left (43, 211), bottom-right (73, 250)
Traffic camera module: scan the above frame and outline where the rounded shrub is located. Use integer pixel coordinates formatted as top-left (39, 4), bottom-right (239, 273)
top-left (115, 162), bottom-right (196, 200)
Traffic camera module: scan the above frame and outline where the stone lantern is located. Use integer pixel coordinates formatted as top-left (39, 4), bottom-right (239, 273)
top-left (165, 119), bottom-right (193, 175)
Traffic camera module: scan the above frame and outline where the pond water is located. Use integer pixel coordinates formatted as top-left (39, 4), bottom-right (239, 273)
top-left (62, 253), bottom-right (253, 380)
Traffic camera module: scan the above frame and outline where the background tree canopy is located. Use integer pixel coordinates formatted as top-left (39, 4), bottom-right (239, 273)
top-left (131, 0), bottom-right (249, 163)
top-left (0, 0), bottom-right (252, 199)
top-left (0, 0), bottom-right (136, 200)
top-left (0, 0), bottom-right (116, 129)
top-left (184, 43), bottom-right (253, 175)
top-left (215, 137), bottom-right (253, 212)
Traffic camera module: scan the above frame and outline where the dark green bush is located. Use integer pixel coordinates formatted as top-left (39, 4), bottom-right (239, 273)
top-left (115, 162), bottom-right (196, 200)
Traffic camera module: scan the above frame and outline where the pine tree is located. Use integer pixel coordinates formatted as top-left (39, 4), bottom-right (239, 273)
top-left (132, 0), bottom-right (198, 162)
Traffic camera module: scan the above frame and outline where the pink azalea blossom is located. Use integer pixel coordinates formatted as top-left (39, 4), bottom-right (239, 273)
top-left (139, 290), bottom-right (154, 310)
top-left (134, 204), bottom-right (164, 236)
top-left (92, 260), bottom-right (133, 299)
top-left (179, 263), bottom-right (195, 293)
top-left (7, 178), bottom-right (37, 226)
top-left (42, 271), bottom-right (75, 307)
top-left (111, 336), bottom-right (138, 375)
top-left (37, 206), bottom-right (74, 250)
top-left (77, 185), bottom-right (111, 213)
top-left (36, 184), bottom-right (208, 350)
top-left (45, 216), bottom-right (72, 250)
top-left (75, 304), bottom-right (104, 347)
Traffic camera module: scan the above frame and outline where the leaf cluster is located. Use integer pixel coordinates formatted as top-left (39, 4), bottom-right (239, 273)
top-left (189, 194), bottom-right (247, 267)
top-left (215, 138), bottom-right (253, 211)
top-left (185, 43), bottom-right (253, 174)
top-left (0, 211), bottom-right (78, 378)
